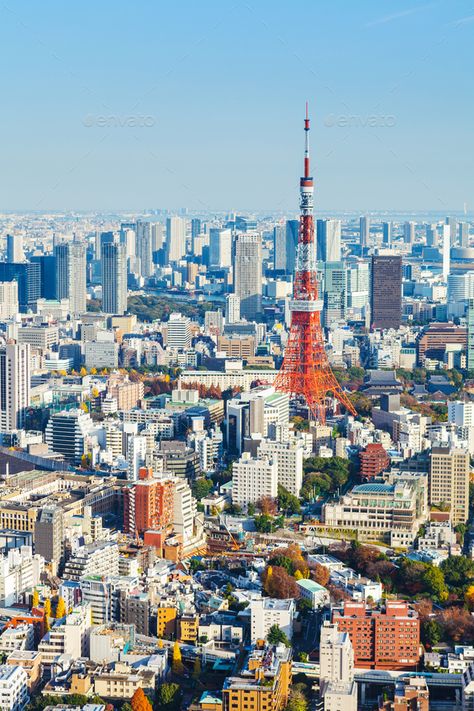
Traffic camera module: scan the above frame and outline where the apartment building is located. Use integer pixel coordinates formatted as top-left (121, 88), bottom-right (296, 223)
top-left (38, 604), bottom-right (92, 665)
top-left (332, 601), bottom-right (420, 671)
top-left (232, 453), bottom-right (278, 507)
top-left (258, 439), bottom-right (304, 496)
top-left (223, 644), bottom-right (291, 711)
top-left (249, 598), bottom-right (295, 644)
top-left (429, 447), bottom-right (470, 525)
top-left (0, 665), bottom-right (29, 711)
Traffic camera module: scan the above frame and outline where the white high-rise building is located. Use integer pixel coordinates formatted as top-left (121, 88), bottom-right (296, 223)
top-left (0, 281), bottom-right (19, 319)
top-left (0, 343), bottom-right (30, 433)
top-left (172, 478), bottom-right (196, 544)
top-left (6, 233), bottom-right (24, 263)
top-left (448, 401), bottom-right (474, 427)
top-left (166, 312), bottom-right (191, 350)
top-left (360, 216), bottom-right (370, 249)
top-left (249, 598), bottom-right (295, 644)
top-left (128, 435), bottom-right (148, 482)
top-left (136, 220), bottom-right (153, 278)
top-left (442, 224), bottom-right (451, 281)
top-left (0, 665), bottom-right (29, 711)
top-left (54, 242), bottom-right (87, 315)
top-left (258, 439), bottom-right (304, 496)
top-left (317, 219), bottom-right (341, 262)
top-left (226, 294), bottom-right (241, 324)
top-left (0, 547), bottom-right (44, 607)
top-left (166, 217), bottom-right (186, 262)
top-left (403, 221), bottom-right (415, 244)
top-left (233, 233), bottom-right (262, 320)
top-left (209, 228), bottom-right (232, 267)
top-left (232, 452), bottom-right (278, 506)
top-left (319, 621), bottom-right (357, 711)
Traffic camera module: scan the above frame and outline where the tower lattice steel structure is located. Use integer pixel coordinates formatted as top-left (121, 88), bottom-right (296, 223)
top-left (274, 105), bottom-right (357, 423)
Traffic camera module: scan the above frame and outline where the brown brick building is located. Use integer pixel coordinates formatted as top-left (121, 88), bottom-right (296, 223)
top-left (332, 600), bottom-right (420, 670)
top-left (416, 322), bottom-right (467, 365)
top-left (359, 443), bottom-right (390, 480)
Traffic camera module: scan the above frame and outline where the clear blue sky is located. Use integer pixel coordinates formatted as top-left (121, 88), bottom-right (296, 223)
top-left (1, 0), bottom-right (473, 212)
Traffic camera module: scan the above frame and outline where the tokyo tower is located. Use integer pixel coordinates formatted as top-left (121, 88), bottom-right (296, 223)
top-left (274, 105), bottom-right (357, 423)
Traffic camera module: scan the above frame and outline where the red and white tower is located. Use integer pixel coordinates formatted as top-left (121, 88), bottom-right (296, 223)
top-left (274, 105), bottom-right (356, 423)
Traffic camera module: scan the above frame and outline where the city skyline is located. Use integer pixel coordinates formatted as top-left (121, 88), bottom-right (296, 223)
top-left (1, 0), bottom-right (473, 212)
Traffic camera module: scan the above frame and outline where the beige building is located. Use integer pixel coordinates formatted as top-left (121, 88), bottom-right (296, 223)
top-left (0, 281), bottom-right (18, 319)
top-left (429, 447), bottom-right (470, 525)
top-left (322, 480), bottom-right (425, 548)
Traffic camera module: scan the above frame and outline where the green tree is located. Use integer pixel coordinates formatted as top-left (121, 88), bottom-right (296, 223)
top-left (267, 624), bottom-right (290, 647)
top-left (422, 565), bottom-right (448, 602)
top-left (286, 689), bottom-right (308, 711)
top-left (247, 502), bottom-right (256, 516)
top-left (192, 477), bottom-right (213, 501)
top-left (155, 682), bottom-right (182, 711)
top-left (278, 485), bottom-right (301, 514)
top-left (440, 556), bottom-right (474, 595)
top-left (421, 619), bottom-right (442, 649)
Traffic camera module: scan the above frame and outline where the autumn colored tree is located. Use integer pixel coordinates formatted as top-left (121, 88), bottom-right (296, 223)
top-left (262, 565), bottom-right (300, 599)
top-left (192, 656), bottom-right (201, 681)
top-left (171, 640), bottom-right (184, 675)
top-left (311, 563), bottom-right (330, 587)
top-left (31, 589), bottom-right (39, 609)
top-left (55, 596), bottom-right (66, 618)
top-left (43, 597), bottom-right (51, 618)
top-left (258, 495), bottom-right (278, 516)
top-left (131, 687), bottom-right (153, 711)
top-left (465, 585), bottom-right (474, 610)
top-left (438, 607), bottom-right (474, 644)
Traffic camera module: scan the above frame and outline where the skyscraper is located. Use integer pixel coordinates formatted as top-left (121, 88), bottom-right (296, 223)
top-left (136, 220), bottom-right (153, 277)
top-left (101, 240), bottom-right (127, 315)
top-left (54, 242), bottom-right (87, 315)
top-left (273, 225), bottom-right (286, 272)
top-left (382, 222), bottom-right (392, 246)
top-left (191, 218), bottom-right (202, 239)
top-left (446, 216), bottom-right (457, 246)
top-left (429, 447), bottom-right (469, 525)
top-left (285, 220), bottom-right (299, 274)
top-left (166, 216), bottom-right (186, 263)
top-left (360, 216), bottom-right (370, 249)
top-left (31, 255), bottom-right (57, 299)
top-left (226, 294), bottom-right (241, 324)
top-left (459, 222), bottom-right (469, 248)
top-left (151, 223), bottom-right (164, 253)
top-left (233, 233), bottom-right (262, 320)
top-left (34, 506), bottom-right (64, 574)
top-left (322, 261), bottom-right (346, 324)
top-left (0, 343), bottom-right (31, 432)
top-left (467, 298), bottom-right (474, 370)
top-left (317, 219), bottom-right (341, 262)
top-left (0, 262), bottom-right (40, 312)
top-left (370, 255), bottom-right (402, 330)
top-left (403, 221), bottom-right (415, 245)
top-left (442, 224), bottom-right (451, 280)
top-left (426, 224), bottom-right (438, 247)
top-left (6, 234), bottom-right (23, 263)
top-left (209, 228), bottom-right (232, 267)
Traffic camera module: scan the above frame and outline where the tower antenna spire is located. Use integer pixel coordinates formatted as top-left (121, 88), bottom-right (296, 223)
top-left (273, 105), bottom-right (356, 423)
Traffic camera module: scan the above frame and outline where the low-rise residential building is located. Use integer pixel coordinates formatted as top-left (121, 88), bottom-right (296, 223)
top-left (222, 644), bottom-right (291, 711)
top-left (249, 598), bottom-right (295, 644)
